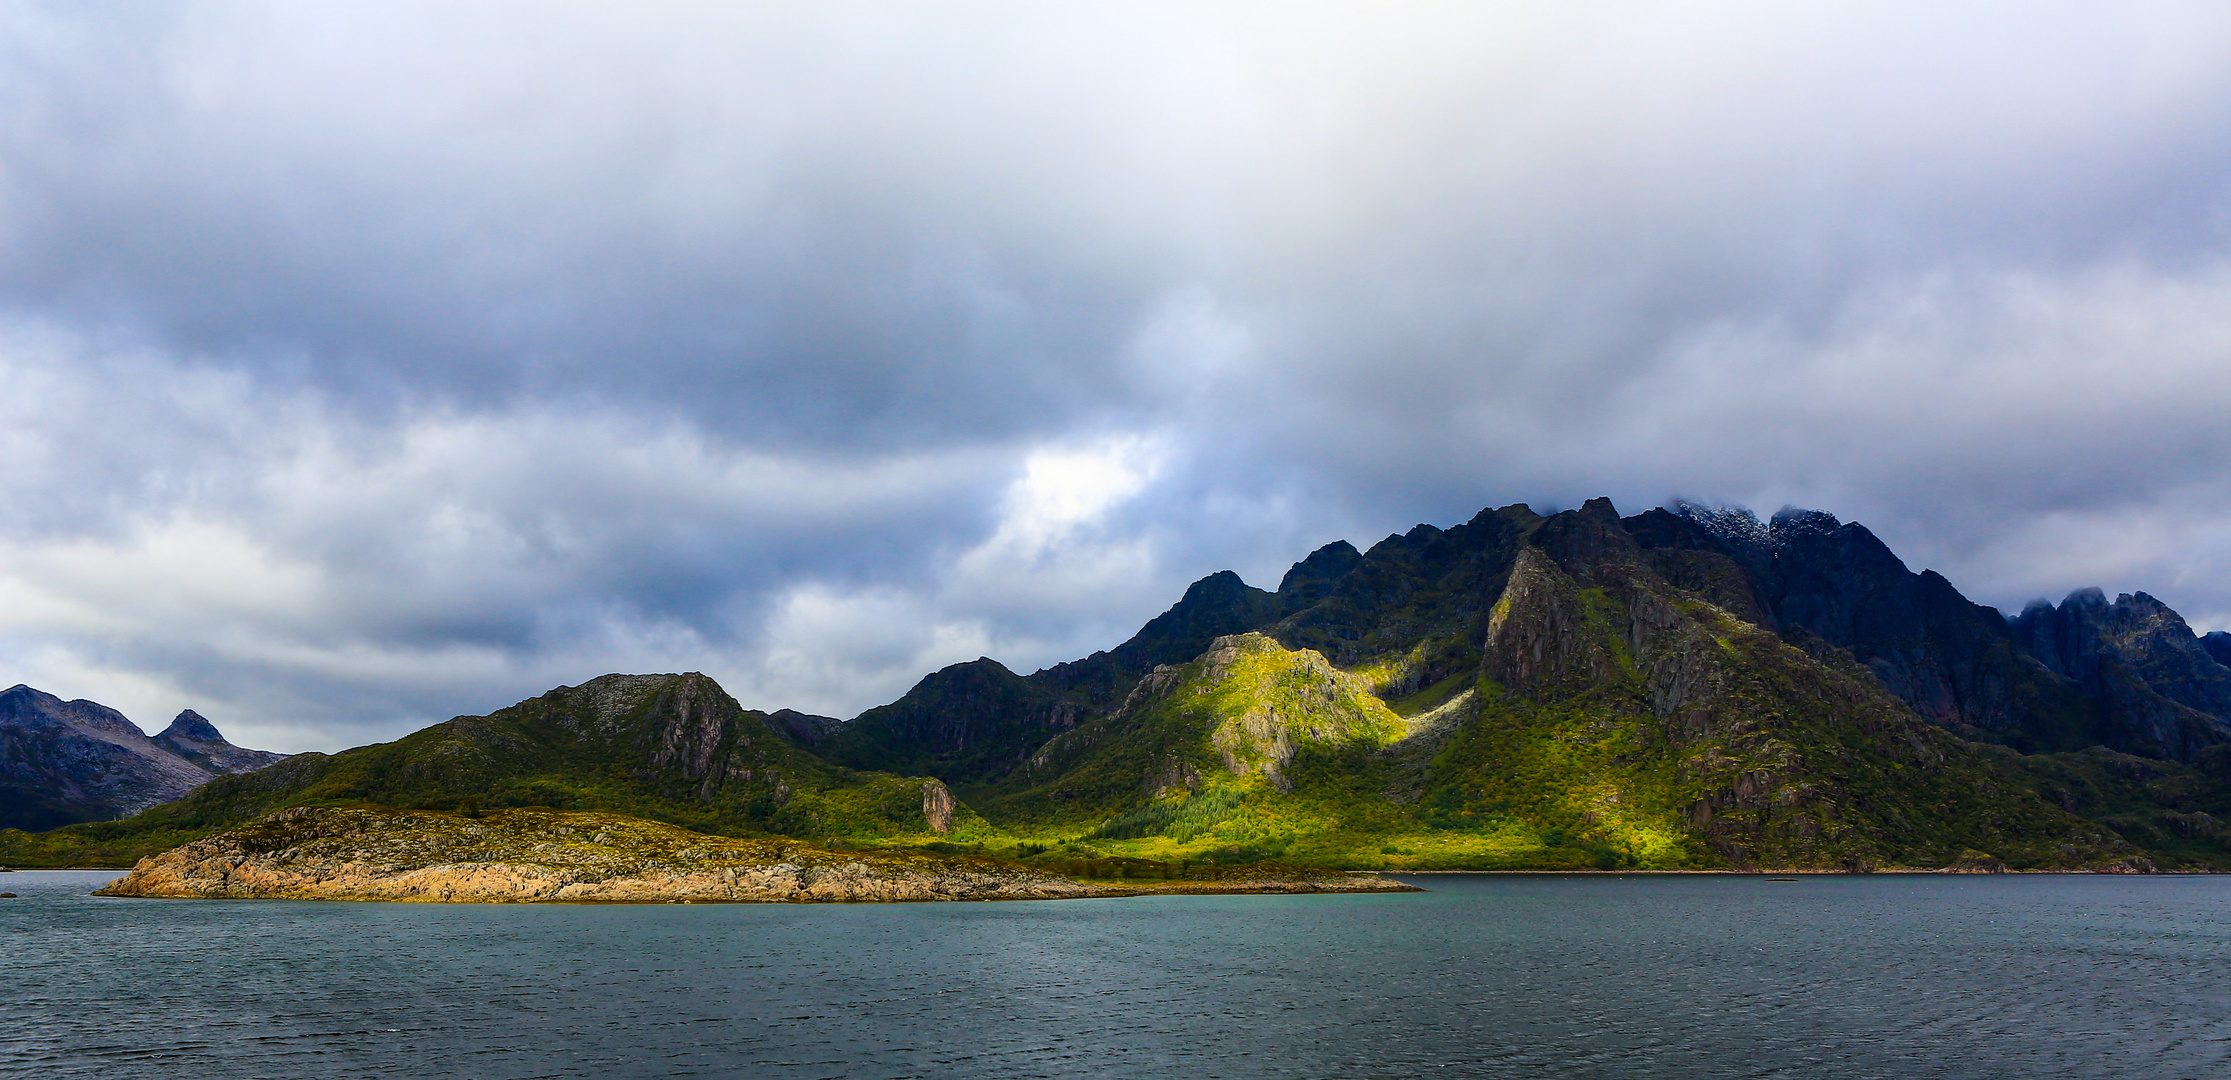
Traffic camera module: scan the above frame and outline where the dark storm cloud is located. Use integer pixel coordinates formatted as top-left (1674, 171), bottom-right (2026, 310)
top-left (4, 2), bottom-right (2231, 748)
top-left (0, 1), bottom-right (1190, 446)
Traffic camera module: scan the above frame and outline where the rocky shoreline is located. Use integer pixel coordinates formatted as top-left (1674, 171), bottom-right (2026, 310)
top-left (92, 806), bottom-right (1419, 903)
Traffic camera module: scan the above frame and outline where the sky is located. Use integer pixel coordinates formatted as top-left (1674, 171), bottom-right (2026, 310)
top-left (5, 2), bottom-right (2231, 753)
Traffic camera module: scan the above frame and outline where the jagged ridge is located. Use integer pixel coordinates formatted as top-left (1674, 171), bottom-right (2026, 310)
top-left (0, 687), bottom-right (286, 831)
top-left (16, 494), bottom-right (2231, 874)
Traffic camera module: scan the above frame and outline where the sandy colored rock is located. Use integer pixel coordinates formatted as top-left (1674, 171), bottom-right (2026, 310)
top-left (920, 780), bottom-right (957, 834)
top-left (94, 805), bottom-right (1418, 903)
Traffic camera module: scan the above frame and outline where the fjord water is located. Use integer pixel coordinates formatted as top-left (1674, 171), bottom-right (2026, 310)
top-left (5, 872), bottom-right (2226, 1079)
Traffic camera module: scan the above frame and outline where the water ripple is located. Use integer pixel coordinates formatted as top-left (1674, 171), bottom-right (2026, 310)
top-left (2, 871), bottom-right (2227, 1078)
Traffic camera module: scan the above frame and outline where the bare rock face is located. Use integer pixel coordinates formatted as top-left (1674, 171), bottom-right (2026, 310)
top-left (2091, 855), bottom-right (2159, 875)
top-left (92, 806), bottom-right (1416, 903)
top-left (1190, 633), bottom-right (1403, 792)
top-left (1, 686), bottom-right (287, 831)
top-left (920, 780), bottom-right (957, 833)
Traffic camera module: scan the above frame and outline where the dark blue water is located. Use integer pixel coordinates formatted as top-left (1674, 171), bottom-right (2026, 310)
top-left (4, 870), bottom-right (2227, 1079)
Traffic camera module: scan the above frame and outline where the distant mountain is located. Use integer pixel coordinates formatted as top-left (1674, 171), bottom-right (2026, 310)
top-left (2207, 631), bottom-right (2231, 669)
top-left (1658, 506), bottom-right (2231, 760)
top-left (2012, 590), bottom-right (2231, 760)
top-left (153, 710), bottom-right (288, 774)
top-left (0, 686), bottom-right (288, 831)
top-left (1641, 505), bottom-right (2101, 754)
top-left (15, 496), bottom-right (2231, 873)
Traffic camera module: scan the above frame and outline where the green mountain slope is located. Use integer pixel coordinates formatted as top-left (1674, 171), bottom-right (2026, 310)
top-left (956, 500), bottom-right (2137, 871)
top-left (822, 569), bottom-right (1299, 787)
top-left (15, 495), bottom-right (2231, 874)
top-left (1, 673), bottom-right (978, 867)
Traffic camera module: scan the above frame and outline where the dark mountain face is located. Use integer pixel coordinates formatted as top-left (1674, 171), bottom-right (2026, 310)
top-left (765, 709), bottom-right (839, 747)
top-left (822, 659), bottom-right (1079, 782)
top-left (0, 687), bottom-right (287, 830)
top-left (1655, 506), bottom-right (2149, 757)
top-left (2011, 590), bottom-right (2231, 760)
top-left (2206, 632), bottom-right (2231, 669)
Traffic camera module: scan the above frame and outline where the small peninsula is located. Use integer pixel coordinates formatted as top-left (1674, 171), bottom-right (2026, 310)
top-left (93, 806), bottom-right (1416, 903)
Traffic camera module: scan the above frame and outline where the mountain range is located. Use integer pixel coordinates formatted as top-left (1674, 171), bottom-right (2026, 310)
top-left (8, 498), bottom-right (2231, 873)
top-left (0, 685), bottom-right (287, 832)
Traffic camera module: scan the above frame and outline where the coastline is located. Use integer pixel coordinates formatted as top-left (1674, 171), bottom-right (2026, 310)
top-left (1382, 868), bottom-right (2209, 875)
top-left (91, 806), bottom-right (1420, 904)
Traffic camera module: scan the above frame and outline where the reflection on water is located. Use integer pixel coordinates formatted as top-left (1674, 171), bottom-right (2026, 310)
top-left (4, 870), bottom-right (2226, 1079)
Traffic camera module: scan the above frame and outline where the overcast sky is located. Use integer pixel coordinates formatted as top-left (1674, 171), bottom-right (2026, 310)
top-left (5, 2), bottom-right (2231, 752)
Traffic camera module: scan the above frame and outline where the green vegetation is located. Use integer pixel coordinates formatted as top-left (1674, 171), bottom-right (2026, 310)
top-left (1994, 744), bottom-right (2231, 870)
top-left (13, 502), bottom-right (2230, 875)
top-left (0, 674), bottom-right (982, 868)
top-left (914, 508), bottom-right (2157, 873)
top-left (1089, 787), bottom-right (1246, 841)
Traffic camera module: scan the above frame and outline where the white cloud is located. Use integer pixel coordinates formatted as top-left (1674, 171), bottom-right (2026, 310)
top-left (4, 4), bottom-right (2231, 748)
top-left (731, 433), bottom-right (1176, 718)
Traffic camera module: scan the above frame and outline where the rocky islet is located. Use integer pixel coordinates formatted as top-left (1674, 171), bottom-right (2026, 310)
top-left (92, 805), bottom-right (1415, 903)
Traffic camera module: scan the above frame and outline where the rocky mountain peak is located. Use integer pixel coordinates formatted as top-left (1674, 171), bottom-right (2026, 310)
top-left (1531, 497), bottom-right (1647, 585)
top-left (1277, 540), bottom-right (1362, 602)
top-left (156, 709), bottom-right (225, 745)
top-left (1671, 501), bottom-right (1770, 555)
top-left (1, 684), bottom-right (145, 737)
top-left (2064, 586), bottom-right (2112, 616)
top-left (151, 709), bottom-right (290, 776)
top-left (766, 708), bottom-right (838, 747)
top-left (1105, 569), bottom-right (1282, 673)
top-left (2204, 631), bottom-right (2231, 668)
top-left (2010, 587), bottom-right (2231, 759)
top-left (1767, 506), bottom-right (1844, 546)
top-left (2, 687), bottom-right (289, 830)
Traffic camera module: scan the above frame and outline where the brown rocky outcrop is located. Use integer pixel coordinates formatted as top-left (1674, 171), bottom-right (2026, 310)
top-left (93, 805), bottom-right (1415, 903)
top-left (919, 780), bottom-right (957, 833)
